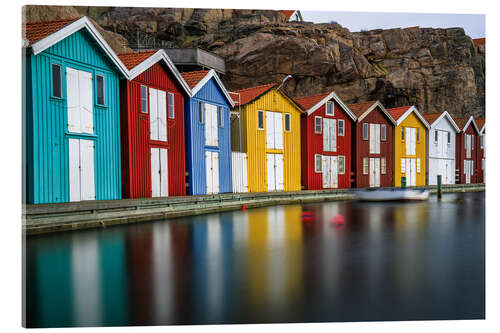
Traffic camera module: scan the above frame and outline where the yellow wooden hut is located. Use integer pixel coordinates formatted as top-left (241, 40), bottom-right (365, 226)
top-left (230, 84), bottom-right (302, 192)
top-left (387, 106), bottom-right (430, 187)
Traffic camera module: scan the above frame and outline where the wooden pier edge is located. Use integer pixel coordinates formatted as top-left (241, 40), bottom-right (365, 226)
top-left (23, 184), bottom-right (485, 235)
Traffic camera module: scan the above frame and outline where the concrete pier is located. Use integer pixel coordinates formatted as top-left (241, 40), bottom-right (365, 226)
top-left (23, 184), bottom-right (485, 235)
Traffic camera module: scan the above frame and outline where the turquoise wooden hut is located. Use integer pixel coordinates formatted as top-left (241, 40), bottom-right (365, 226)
top-left (23, 16), bottom-right (129, 204)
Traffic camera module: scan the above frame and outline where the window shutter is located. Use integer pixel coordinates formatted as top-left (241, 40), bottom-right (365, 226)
top-left (375, 124), bottom-right (381, 154)
top-left (149, 88), bottom-right (158, 140)
top-left (275, 112), bottom-right (283, 149)
top-left (330, 119), bottom-right (337, 152)
top-left (158, 90), bottom-right (167, 142)
top-left (66, 67), bottom-right (81, 133)
top-left (266, 112), bottom-right (275, 148)
top-left (211, 104), bottom-right (218, 146)
top-left (79, 71), bottom-right (94, 134)
top-left (323, 118), bottom-right (329, 151)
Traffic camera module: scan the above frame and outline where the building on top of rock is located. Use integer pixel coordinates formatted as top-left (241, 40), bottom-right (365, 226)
top-left (164, 48), bottom-right (226, 75)
top-left (281, 10), bottom-right (303, 22)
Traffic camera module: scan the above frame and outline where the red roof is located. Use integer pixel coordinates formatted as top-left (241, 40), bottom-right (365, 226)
top-left (181, 70), bottom-right (211, 89)
top-left (23, 17), bottom-right (81, 45)
top-left (347, 101), bottom-right (378, 117)
top-left (294, 92), bottom-right (330, 111)
top-left (422, 112), bottom-right (443, 125)
top-left (281, 10), bottom-right (296, 20)
top-left (454, 118), bottom-right (471, 131)
top-left (475, 118), bottom-right (485, 131)
top-left (473, 38), bottom-right (485, 47)
top-left (231, 83), bottom-right (277, 106)
top-left (118, 50), bottom-right (157, 70)
top-left (387, 106), bottom-right (412, 122)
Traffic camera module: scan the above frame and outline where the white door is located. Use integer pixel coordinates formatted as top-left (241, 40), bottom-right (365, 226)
top-left (322, 156), bottom-right (330, 189)
top-left (151, 148), bottom-right (168, 197)
top-left (205, 104), bottom-right (218, 147)
top-left (275, 154), bottom-right (284, 191)
top-left (205, 151), bottom-right (220, 194)
top-left (331, 156), bottom-right (338, 188)
top-left (267, 153), bottom-right (276, 191)
top-left (322, 156), bottom-right (338, 189)
top-left (374, 158), bottom-right (381, 187)
top-left (406, 158), bottom-right (416, 186)
top-left (69, 138), bottom-right (95, 202)
top-left (66, 67), bottom-right (93, 134)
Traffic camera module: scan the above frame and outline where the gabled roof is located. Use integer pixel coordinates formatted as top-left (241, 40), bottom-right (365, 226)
top-left (181, 69), bottom-right (235, 107)
top-left (387, 105), bottom-right (430, 128)
top-left (119, 49), bottom-right (191, 95)
top-left (231, 83), bottom-right (277, 107)
top-left (475, 118), bottom-right (485, 134)
top-left (423, 111), bottom-right (460, 132)
top-left (23, 16), bottom-right (129, 77)
top-left (454, 116), bottom-right (480, 134)
top-left (295, 91), bottom-right (357, 121)
top-left (347, 101), bottom-right (396, 125)
top-left (281, 10), bottom-right (296, 20)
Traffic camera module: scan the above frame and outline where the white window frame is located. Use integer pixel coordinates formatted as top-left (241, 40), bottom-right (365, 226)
top-left (363, 157), bottom-right (369, 175)
top-left (140, 85), bottom-right (148, 114)
top-left (338, 119), bottom-right (345, 136)
top-left (168, 92), bottom-right (175, 119)
top-left (284, 113), bottom-right (291, 132)
top-left (363, 123), bottom-right (369, 140)
top-left (326, 101), bottom-right (334, 116)
top-left (314, 154), bottom-right (322, 173)
top-left (257, 110), bottom-right (264, 130)
top-left (96, 74), bottom-right (105, 106)
top-left (338, 155), bottom-right (345, 174)
top-left (314, 116), bottom-right (322, 134)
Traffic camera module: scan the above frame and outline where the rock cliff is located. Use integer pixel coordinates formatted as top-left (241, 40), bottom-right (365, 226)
top-left (24, 5), bottom-right (485, 117)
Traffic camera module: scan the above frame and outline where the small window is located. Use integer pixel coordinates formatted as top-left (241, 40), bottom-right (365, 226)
top-left (417, 158), bottom-right (421, 173)
top-left (314, 116), bottom-right (322, 134)
top-left (96, 74), bottom-right (105, 105)
top-left (434, 130), bottom-right (439, 143)
top-left (51, 63), bottom-right (62, 98)
top-left (363, 157), bottom-right (369, 175)
top-left (218, 106), bottom-right (223, 127)
top-left (381, 157), bottom-right (386, 174)
top-left (338, 120), bottom-right (345, 136)
top-left (464, 134), bottom-right (468, 149)
top-left (315, 155), bottom-right (322, 173)
top-left (402, 127), bottom-right (405, 140)
top-left (326, 101), bottom-right (334, 116)
top-left (258, 110), bottom-right (264, 130)
top-left (417, 128), bottom-right (420, 141)
top-left (480, 135), bottom-right (484, 149)
top-left (338, 156), bottom-right (345, 174)
top-left (199, 102), bottom-right (204, 123)
top-left (140, 85), bottom-right (148, 113)
top-left (448, 132), bottom-right (451, 144)
top-left (471, 135), bottom-right (474, 150)
top-left (285, 113), bottom-right (291, 132)
top-left (401, 158), bottom-right (406, 173)
top-left (363, 123), bottom-right (369, 140)
top-left (168, 92), bottom-right (175, 119)
top-left (482, 158), bottom-right (485, 170)
top-left (381, 124), bottom-right (387, 141)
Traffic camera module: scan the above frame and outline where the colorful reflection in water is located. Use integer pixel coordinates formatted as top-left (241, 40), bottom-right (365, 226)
top-left (25, 192), bottom-right (485, 327)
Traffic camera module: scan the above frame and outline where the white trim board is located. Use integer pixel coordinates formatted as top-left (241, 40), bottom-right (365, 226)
top-left (393, 105), bottom-right (430, 129)
top-left (29, 16), bottom-right (129, 78)
top-left (304, 91), bottom-right (357, 121)
top-left (127, 49), bottom-right (192, 96)
top-left (427, 111), bottom-right (460, 133)
top-left (462, 116), bottom-right (480, 134)
top-left (189, 69), bottom-right (235, 108)
top-left (356, 100), bottom-right (397, 125)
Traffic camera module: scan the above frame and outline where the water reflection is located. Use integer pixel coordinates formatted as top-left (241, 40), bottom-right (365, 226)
top-left (25, 192), bottom-right (485, 327)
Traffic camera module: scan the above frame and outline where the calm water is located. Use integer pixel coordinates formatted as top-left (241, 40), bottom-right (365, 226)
top-left (24, 192), bottom-right (485, 327)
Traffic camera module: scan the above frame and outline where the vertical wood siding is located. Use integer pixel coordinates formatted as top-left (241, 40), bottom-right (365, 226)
top-left (301, 101), bottom-right (353, 190)
top-left (241, 89), bottom-right (301, 192)
top-left (185, 78), bottom-right (232, 195)
top-left (456, 124), bottom-right (479, 184)
top-left (354, 107), bottom-right (394, 188)
top-left (121, 62), bottom-right (186, 198)
top-left (393, 113), bottom-right (427, 186)
top-left (427, 117), bottom-right (456, 185)
top-left (26, 29), bottom-right (122, 204)
top-left (477, 131), bottom-right (485, 183)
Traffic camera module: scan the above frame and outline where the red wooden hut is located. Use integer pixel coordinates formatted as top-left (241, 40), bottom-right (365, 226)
top-left (118, 50), bottom-right (191, 198)
top-left (295, 91), bottom-right (357, 190)
top-left (348, 101), bottom-right (396, 188)
top-left (454, 116), bottom-right (480, 184)
top-left (476, 118), bottom-right (485, 183)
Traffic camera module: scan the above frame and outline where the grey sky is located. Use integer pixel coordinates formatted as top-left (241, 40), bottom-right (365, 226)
top-left (301, 11), bottom-right (485, 38)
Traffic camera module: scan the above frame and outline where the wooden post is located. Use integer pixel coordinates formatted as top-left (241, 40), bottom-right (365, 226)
top-left (437, 174), bottom-right (442, 200)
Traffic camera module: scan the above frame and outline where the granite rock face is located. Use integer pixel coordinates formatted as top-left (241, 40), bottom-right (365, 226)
top-left (24, 5), bottom-right (485, 117)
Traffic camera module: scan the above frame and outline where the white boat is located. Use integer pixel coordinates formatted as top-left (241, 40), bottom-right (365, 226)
top-left (355, 188), bottom-right (430, 202)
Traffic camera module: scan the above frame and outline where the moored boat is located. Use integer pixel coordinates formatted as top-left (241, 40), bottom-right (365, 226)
top-left (355, 188), bottom-right (429, 202)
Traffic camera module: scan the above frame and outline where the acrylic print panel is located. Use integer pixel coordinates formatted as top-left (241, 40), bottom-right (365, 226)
top-left (22, 3), bottom-right (485, 328)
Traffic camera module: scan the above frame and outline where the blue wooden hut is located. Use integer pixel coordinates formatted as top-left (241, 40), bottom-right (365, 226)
top-left (181, 70), bottom-right (235, 195)
top-left (23, 16), bottom-right (129, 204)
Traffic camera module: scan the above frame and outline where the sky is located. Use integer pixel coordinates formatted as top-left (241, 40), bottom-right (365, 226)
top-left (301, 11), bottom-right (485, 38)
